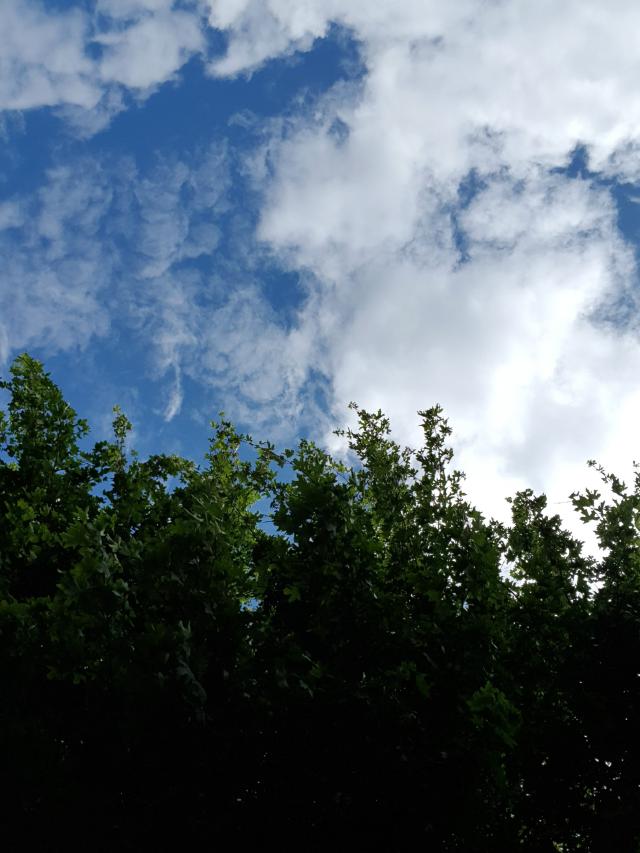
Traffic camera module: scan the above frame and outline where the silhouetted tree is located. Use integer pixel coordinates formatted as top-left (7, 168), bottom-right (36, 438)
top-left (1, 354), bottom-right (638, 850)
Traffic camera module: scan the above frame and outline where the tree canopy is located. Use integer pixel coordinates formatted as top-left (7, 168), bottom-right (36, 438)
top-left (1, 354), bottom-right (639, 850)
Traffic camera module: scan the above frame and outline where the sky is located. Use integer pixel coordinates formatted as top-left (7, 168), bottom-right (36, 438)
top-left (4, 0), bottom-right (640, 529)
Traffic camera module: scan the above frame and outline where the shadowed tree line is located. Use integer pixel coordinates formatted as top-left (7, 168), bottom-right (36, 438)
top-left (1, 354), bottom-right (639, 850)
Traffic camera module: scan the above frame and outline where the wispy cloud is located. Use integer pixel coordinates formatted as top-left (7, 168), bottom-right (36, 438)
top-left (0, 159), bottom-right (114, 361)
top-left (0, 138), bottom-right (316, 428)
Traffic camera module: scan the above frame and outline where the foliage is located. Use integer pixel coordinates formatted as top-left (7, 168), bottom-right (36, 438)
top-left (1, 354), bottom-right (639, 850)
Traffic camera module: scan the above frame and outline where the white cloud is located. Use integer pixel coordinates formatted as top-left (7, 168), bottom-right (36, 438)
top-left (208, 1), bottom-right (640, 174)
top-left (0, 161), bottom-right (115, 364)
top-left (0, 142), bottom-right (306, 427)
top-left (97, 0), bottom-right (175, 16)
top-left (55, 88), bottom-right (127, 139)
top-left (209, 0), bottom-right (640, 529)
top-left (136, 273), bottom-right (199, 421)
top-left (0, 201), bottom-right (24, 231)
top-left (0, 0), bottom-right (99, 110)
top-left (205, 0), bottom-right (329, 77)
top-left (163, 367), bottom-right (184, 421)
top-left (0, 0), bottom-right (204, 120)
top-left (0, 143), bottom-right (254, 424)
top-left (204, 0), bottom-right (480, 77)
top-left (0, 253), bottom-right (107, 367)
top-left (131, 146), bottom-right (229, 279)
top-left (319, 172), bottom-right (638, 523)
top-left (196, 283), bottom-right (315, 419)
top-left (96, 9), bottom-right (204, 90)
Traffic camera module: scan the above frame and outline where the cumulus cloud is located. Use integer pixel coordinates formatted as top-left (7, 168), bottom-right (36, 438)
top-left (208, 0), bottom-right (640, 174)
top-left (205, 0), bottom-right (331, 77)
top-left (206, 0), bottom-right (640, 525)
top-left (0, 0), bottom-right (205, 121)
top-left (0, 0), bottom-right (99, 110)
top-left (313, 171), bottom-right (639, 522)
top-left (96, 7), bottom-right (204, 90)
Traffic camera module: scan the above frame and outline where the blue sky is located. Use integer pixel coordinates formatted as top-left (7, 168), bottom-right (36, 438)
top-left (4, 0), bottom-right (640, 527)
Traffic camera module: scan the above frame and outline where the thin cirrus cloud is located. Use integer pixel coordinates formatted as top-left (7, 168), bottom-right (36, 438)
top-left (0, 160), bottom-right (113, 362)
top-left (0, 141), bottom-right (309, 429)
top-left (4, 0), bottom-right (640, 528)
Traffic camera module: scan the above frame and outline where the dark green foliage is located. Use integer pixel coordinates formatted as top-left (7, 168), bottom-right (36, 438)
top-left (1, 354), bottom-right (639, 850)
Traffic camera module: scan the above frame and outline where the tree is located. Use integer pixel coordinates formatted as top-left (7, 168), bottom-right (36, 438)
top-left (0, 354), bottom-right (638, 850)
